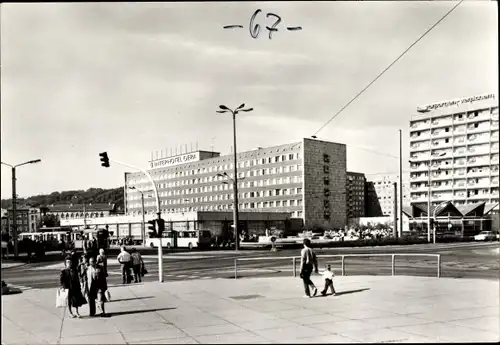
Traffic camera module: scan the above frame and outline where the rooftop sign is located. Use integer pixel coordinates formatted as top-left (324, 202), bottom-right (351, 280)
top-left (417, 93), bottom-right (496, 113)
top-left (149, 152), bottom-right (200, 169)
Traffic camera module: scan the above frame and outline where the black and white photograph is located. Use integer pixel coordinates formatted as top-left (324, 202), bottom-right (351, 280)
top-left (1, 1), bottom-right (498, 344)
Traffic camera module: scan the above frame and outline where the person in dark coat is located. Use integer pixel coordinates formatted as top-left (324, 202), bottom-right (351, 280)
top-left (60, 258), bottom-right (87, 318)
top-left (84, 257), bottom-right (108, 317)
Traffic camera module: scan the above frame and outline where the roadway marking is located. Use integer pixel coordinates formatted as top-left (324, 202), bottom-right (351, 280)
top-left (6, 284), bottom-right (38, 291)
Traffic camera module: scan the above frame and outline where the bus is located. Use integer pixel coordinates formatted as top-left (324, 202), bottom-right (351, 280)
top-left (147, 230), bottom-right (212, 250)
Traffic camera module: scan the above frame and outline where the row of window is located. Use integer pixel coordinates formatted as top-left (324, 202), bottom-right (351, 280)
top-left (128, 176), bottom-right (304, 200)
top-left (129, 167), bottom-right (303, 190)
top-left (411, 108), bottom-right (498, 127)
top-left (129, 153), bottom-right (302, 184)
top-left (132, 208), bottom-right (305, 218)
top-left (130, 195), bottom-right (305, 209)
top-left (411, 121), bottom-right (498, 137)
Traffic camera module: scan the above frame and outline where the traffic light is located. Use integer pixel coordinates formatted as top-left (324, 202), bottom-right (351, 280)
top-left (157, 218), bottom-right (165, 237)
top-left (147, 219), bottom-right (157, 238)
top-left (99, 152), bottom-right (110, 168)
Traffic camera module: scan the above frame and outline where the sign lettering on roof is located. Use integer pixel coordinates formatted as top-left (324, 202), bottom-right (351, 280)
top-left (149, 152), bottom-right (200, 169)
top-left (417, 93), bottom-right (496, 112)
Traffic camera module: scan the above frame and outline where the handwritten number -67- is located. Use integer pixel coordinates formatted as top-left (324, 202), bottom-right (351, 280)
top-left (249, 9), bottom-right (281, 40)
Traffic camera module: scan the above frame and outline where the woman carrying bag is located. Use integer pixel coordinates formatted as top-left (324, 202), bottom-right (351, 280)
top-left (59, 257), bottom-right (87, 318)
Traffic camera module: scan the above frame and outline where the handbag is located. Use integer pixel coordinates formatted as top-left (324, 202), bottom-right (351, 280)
top-left (141, 262), bottom-right (148, 276)
top-left (56, 288), bottom-right (68, 308)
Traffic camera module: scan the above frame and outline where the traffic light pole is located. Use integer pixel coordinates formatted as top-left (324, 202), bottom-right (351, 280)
top-left (109, 159), bottom-right (163, 283)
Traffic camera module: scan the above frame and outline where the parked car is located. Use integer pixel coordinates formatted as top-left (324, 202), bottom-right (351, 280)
top-left (474, 231), bottom-right (497, 241)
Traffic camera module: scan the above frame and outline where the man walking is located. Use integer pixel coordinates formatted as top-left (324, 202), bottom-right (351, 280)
top-left (117, 246), bottom-right (132, 284)
top-left (299, 238), bottom-right (319, 298)
top-left (84, 257), bottom-right (108, 317)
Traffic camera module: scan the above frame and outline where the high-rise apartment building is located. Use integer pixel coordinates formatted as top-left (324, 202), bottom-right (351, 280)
top-left (409, 93), bottom-right (499, 208)
top-left (125, 138), bottom-right (347, 229)
top-left (368, 175), bottom-right (410, 217)
top-left (346, 171), bottom-right (366, 218)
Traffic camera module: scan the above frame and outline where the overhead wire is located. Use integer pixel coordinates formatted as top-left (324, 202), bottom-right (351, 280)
top-left (312, 0), bottom-right (464, 136)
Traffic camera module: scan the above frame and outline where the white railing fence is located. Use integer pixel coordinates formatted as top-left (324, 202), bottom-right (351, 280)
top-left (234, 253), bottom-right (441, 279)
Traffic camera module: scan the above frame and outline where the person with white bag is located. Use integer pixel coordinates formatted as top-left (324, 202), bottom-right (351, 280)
top-left (59, 258), bottom-right (87, 318)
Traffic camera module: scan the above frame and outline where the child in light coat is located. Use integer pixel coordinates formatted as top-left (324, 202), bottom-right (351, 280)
top-left (320, 264), bottom-right (337, 296)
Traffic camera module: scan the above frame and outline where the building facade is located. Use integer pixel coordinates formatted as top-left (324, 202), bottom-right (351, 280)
top-left (409, 93), bottom-right (499, 208)
top-left (61, 211), bottom-right (301, 240)
top-left (346, 171), bottom-right (366, 218)
top-left (125, 138), bottom-right (347, 229)
top-left (6, 206), bottom-right (40, 234)
top-left (40, 203), bottom-right (120, 222)
top-left (368, 175), bottom-right (410, 217)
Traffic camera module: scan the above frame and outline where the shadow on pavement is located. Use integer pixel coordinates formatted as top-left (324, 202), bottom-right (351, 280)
top-left (1, 288), bottom-right (23, 296)
top-left (110, 296), bottom-right (154, 303)
top-left (107, 307), bottom-right (177, 317)
top-left (335, 288), bottom-right (370, 296)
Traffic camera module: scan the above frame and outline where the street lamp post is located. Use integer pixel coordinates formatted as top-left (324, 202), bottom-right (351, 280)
top-left (102, 156), bottom-right (163, 282)
top-left (217, 173), bottom-right (246, 246)
top-left (1, 159), bottom-right (42, 257)
top-left (410, 151), bottom-right (445, 243)
top-left (217, 104), bottom-right (253, 251)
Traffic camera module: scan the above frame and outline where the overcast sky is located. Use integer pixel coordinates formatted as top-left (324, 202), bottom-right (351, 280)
top-left (1, 1), bottom-right (498, 199)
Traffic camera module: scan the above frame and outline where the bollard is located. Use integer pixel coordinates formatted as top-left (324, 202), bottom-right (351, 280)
top-left (234, 259), bottom-right (238, 279)
top-left (341, 256), bottom-right (345, 276)
top-left (293, 257), bottom-right (297, 277)
top-left (391, 254), bottom-right (395, 276)
top-left (437, 255), bottom-right (441, 278)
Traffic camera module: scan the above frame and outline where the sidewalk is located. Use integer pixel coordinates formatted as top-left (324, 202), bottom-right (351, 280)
top-left (2, 275), bottom-right (499, 344)
top-left (1, 262), bottom-right (27, 269)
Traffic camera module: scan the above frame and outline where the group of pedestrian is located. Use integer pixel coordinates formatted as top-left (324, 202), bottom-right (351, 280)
top-left (117, 246), bottom-right (144, 284)
top-left (59, 249), bottom-right (109, 318)
top-left (299, 238), bottom-right (337, 298)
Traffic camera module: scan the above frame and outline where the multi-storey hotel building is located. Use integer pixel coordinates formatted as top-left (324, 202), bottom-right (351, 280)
top-left (124, 138), bottom-right (347, 229)
top-left (409, 93), bottom-right (499, 208)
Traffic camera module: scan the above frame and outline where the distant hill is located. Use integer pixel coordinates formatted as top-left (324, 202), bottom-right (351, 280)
top-left (1, 187), bottom-right (124, 210)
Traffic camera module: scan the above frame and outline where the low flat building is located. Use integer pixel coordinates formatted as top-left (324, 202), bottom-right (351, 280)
top-left (61, 211), bottom-right (301, 240)
top-left (40, 203), bottom-right (121, 223)
top-left (402, 201), bottom-right (498, 236)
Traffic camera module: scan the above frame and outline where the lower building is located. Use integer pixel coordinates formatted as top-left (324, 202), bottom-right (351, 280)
top-left (6, 206), bottom-right (40, 234)
top-left (346, 171), bottom-right (366, 218)
top-left (40, 203), bottom-right (121, 224)
top-left (366, 175), bottom-right (410, 217)
top-left (61, 211), bottom-right (302, 240)
top-left (402, 201), bottom-right (498, 236)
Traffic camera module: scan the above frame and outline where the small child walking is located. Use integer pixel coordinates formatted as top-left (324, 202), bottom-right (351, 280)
top-left (320, 264), bottom-right (337, 296)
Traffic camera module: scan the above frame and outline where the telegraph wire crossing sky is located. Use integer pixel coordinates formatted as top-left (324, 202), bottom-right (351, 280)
top-left (0, 1), bottom-right (497, 199)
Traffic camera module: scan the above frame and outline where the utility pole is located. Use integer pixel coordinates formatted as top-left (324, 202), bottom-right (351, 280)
top-left (393, 182), bottom-right (398, 238)
top-left (12, 167), bottom-right (18, 257)
top-left (399, 129), bottom-right (403, 238)
top-left (141, 193), bottom-right (145, 246)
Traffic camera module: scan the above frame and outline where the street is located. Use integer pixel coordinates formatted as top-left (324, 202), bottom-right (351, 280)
top-left (2, 242), bottom-right (498, 291)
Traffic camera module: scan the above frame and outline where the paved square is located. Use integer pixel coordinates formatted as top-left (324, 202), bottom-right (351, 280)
top-left (2, 276), bottom-right (499, 344)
